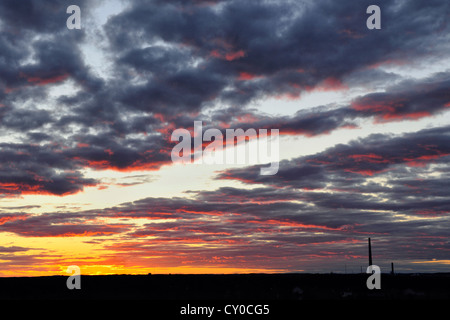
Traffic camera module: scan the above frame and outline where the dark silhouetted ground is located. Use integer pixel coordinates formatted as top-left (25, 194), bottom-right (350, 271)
top-left (0, 273), bottom-right (449, 300)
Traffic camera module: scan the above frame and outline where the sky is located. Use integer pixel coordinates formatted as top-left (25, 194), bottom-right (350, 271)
top-left (0, 0), bottom-right (450, 276)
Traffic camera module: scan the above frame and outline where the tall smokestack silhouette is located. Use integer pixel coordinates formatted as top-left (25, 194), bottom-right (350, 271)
top-left (368, 238), bottom-right (373, 266)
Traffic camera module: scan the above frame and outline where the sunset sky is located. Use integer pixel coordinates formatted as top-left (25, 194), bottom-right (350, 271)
top-left (1, 0), bottom-right (450, 276)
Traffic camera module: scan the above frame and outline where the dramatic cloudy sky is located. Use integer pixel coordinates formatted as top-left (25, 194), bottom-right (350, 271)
top-left (1, 0), bottom-right (450, 276)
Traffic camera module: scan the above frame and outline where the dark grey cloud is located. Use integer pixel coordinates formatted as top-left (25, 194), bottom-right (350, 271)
top-left (1, 108), bottom-right (52, 130)
top-left (0, 143), bottom-right (97, 197)
top-left (0, 0), bottom-right (88, 33)
top-left (104, 0), bottom-right (448, 111)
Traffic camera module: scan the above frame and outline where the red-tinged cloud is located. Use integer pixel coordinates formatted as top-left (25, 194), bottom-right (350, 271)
top-left (348, 153), bottom-right (389, 163)
top-left (307, 77), bottom-right (349, 92)
top-left (350, 74), bottom-right (450, 123)
top-left (0, 213), bottom-right (29, 225)
top-left (0, 143), bottom-right (98, 197)
top-left (405, 153), bottom-right (450, 168)
top-left (84, 159), bottom-right (167, 172)
top-left (211, 49), bottom-right (246, 61)
top-left (378, 111), bottom-right (432, 122)
top-left (237, 72), bottom-right (263, 81)
top-left (25, 73), bottom-right (69, 86)
top-left (246, 219), bottom-right (344, 232)
top-left (0, 211), bottom-right (132, 237)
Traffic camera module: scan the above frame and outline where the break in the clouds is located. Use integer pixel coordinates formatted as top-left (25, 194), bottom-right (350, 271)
top-left (0, 0), bottom-right (449, 274)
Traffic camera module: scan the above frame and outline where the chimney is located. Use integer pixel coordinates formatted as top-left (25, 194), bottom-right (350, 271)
top-left (368, 237), bottom-right (373, 266)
